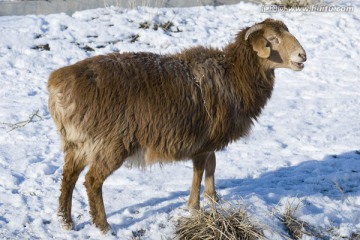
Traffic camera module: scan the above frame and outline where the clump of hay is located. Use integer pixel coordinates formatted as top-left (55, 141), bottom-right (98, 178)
top-left (282, 203), bottom-right (304, 239)
top-left (175, 201), bottom-right (264, 240)
top-left (277, 201), bottom-right (328, 240)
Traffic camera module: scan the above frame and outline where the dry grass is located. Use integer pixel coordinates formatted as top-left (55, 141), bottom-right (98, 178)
top-left (175, 201), bottom-right (264, 240)
top-left (282, 203), bottom-right (304, 240)
top-left (139, 20), bottom-right (182, 33)
top-left (31, 44), bottom-right (50, 51)
top-left (352, 232), bottom-right (360, 240)
top-left (176, 198), bottom-right (357, 240)
top-left (131, 228), bottom-right (146, 239)
top-left (275, 201), bottom-right (332, 240)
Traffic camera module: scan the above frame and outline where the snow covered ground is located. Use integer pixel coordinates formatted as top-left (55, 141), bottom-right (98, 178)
top-left (0, 2), bottom-right (359, 239)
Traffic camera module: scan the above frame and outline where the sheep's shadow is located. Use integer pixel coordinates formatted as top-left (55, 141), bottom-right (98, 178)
top-left (75, 190), bottom-right (189, 232)
top-left (108, 190), bottom-right (189, 232)
top-left (217, 150), bottom-right (360, 204)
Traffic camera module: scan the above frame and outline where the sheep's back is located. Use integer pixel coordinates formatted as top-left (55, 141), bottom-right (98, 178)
top-left (48, 52), bottom-right (211, 162)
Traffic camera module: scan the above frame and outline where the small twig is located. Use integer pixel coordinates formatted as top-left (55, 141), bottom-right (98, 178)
top-left (1, 110), bottom-right (43, 132)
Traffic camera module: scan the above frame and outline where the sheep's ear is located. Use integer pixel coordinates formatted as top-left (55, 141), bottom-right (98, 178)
top-left (251, 37), bottom-right (270, 58)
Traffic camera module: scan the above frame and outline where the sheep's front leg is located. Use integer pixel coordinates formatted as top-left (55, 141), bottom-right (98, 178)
top-left (204, 152), bottom-right (218, 203)
top-left (187, 153), bottom-right (207, 209)
top-left (188, 152), bottom-right (219, 209)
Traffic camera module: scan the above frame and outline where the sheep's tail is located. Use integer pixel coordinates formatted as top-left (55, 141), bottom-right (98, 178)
top-left (48, 70), bottom-right (72, 151)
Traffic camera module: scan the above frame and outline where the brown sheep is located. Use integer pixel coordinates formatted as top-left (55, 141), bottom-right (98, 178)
top-left (48, 18), bottom-right (306, 233)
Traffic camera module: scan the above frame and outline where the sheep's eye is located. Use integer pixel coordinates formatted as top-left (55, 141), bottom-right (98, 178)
top-left (267, 36), bottom-right (279, 44)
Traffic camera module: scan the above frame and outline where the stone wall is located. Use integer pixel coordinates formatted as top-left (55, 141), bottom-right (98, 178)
top-left (0, 0), bottom-right (246, 16)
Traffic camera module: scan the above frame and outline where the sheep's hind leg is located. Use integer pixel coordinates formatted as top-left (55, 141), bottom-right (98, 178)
top-left (84, 156), bottom-right (124, 233)
top-left (204, 151), bottom-right (219, 203)
top-left (58, 148), bottom-right (86, 230)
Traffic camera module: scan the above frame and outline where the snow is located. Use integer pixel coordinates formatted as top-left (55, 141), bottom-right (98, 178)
top-left (0, 2), bottom-right (359, 239)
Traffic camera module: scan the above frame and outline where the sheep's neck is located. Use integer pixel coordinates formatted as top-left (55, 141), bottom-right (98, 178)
top-left (225, 41), bottom-right (275, 120)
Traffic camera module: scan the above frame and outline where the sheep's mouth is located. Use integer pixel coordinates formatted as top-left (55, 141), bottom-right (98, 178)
top-left (291, 61), bottom-right (304, 70)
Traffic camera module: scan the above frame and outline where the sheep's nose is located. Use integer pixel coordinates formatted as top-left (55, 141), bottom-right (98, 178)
top-left (299, 53), bottom-right (307, 62)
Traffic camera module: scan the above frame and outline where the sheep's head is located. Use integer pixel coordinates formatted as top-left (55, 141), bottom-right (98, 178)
top-left (245, 18), bottom-right (306, 71)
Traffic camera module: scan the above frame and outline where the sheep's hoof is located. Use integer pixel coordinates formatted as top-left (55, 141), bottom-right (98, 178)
top-left (187, 200), bottom-right (200, 211)
top-left (97, 222), bottom-right (112, 234)
top-left (205, 192), bottom-right (219, 203)
top-left (62, 222), bottom-right (74, 230)
top-left (58, 215), bottom-right (73, 230)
